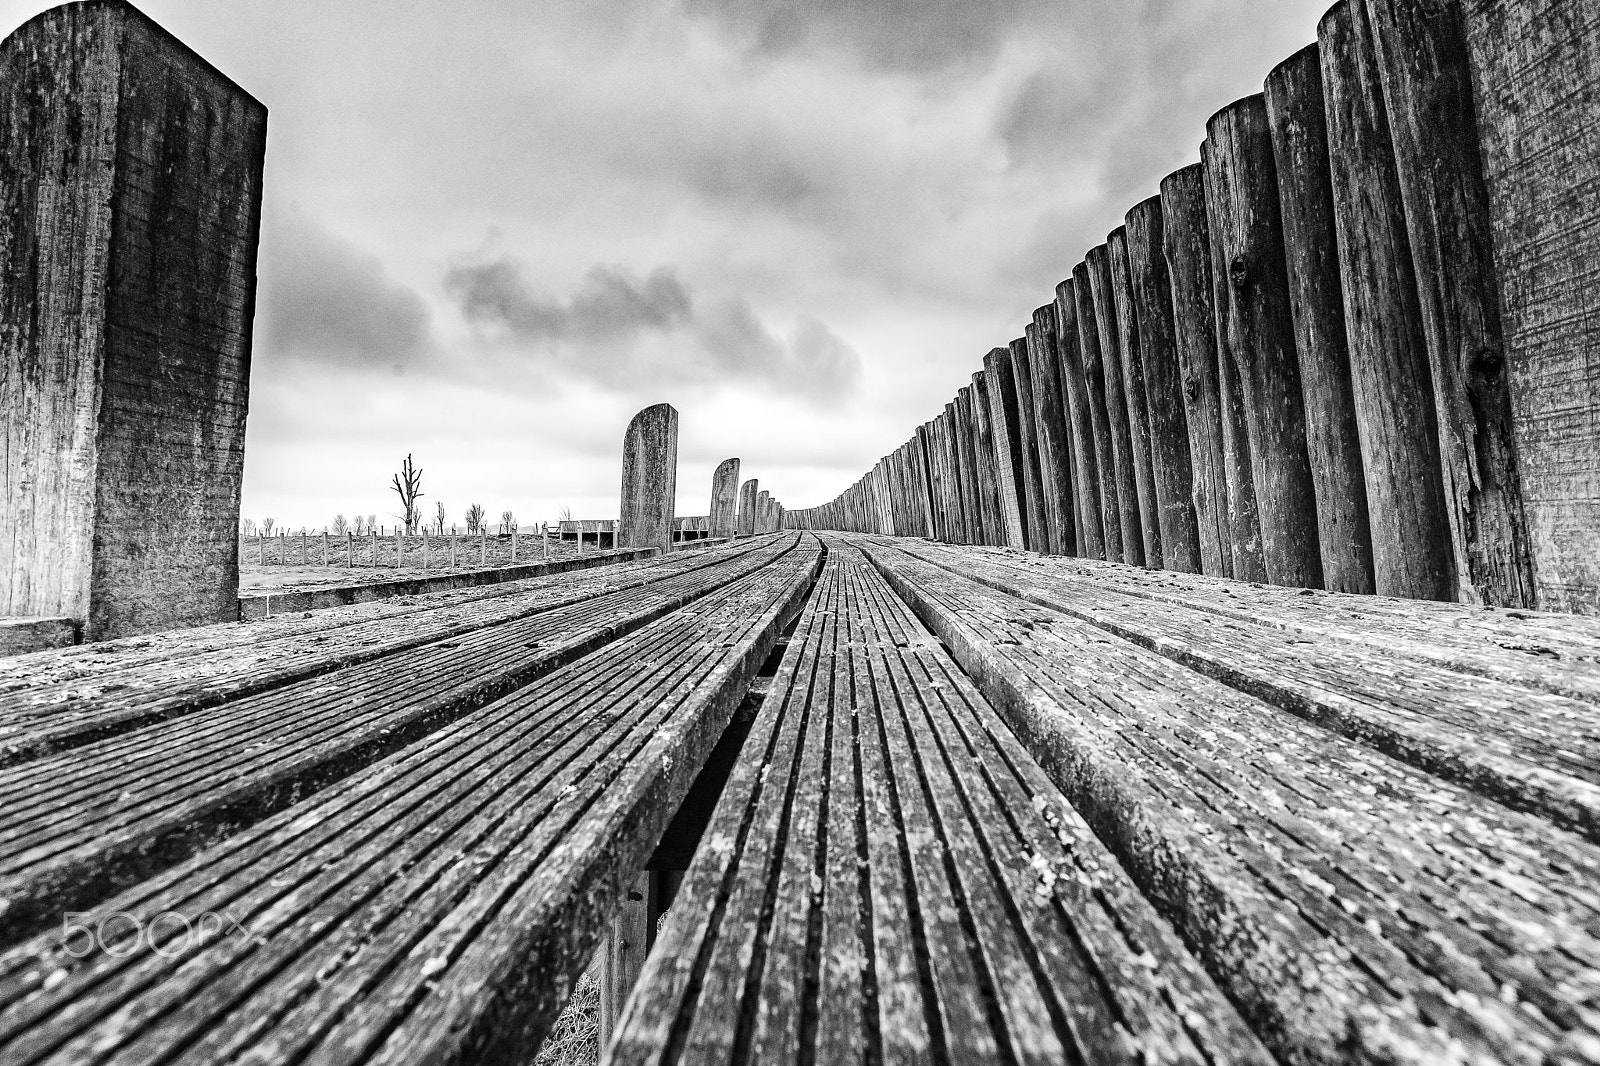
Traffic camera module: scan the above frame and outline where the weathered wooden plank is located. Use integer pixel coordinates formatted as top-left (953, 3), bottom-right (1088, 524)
top-left (613, 541), bottom-right (1272, 1065)
top-left (1265, 44), bottom-right (1377, 594)
top-left (1053, 279), bottom-right (1106, 560)
top-left (0, 538), bottom-right (822, 1066)
top-left (858, 536), bottom-right (1600, 1066)
top-left (1072, 262), bottom-right (1126, 564)
top-left (1085, 247), bottom-right (1146, 566)
top-left (0, 536), bottom-right (808, 946)
top-left (1320, 0), bottom-right (1456, 601)
top-left (1007, 337), bottom-right (1049, 553)
top-left (1027, 305), bottom-right (1078, 556)
top-left (1107, 229), bottom-right (1163, 568)
top-left (1204, 96), bottom-right (1323, 589)
top-left (0, 3), bottom-right (266, 639)
top-left (1364, 0), bottom-right (1536, 608)
top-left (708, 458), bottom-right (740, 539)
top-left (1124, 199), bottom-right (1201, 573)
top-left (1159, 166), bottom-right (1233, 577)
top-left (981, 346), bottom-right (1029, 549)
top-left (1460, 0), bottom-right (1600, 615)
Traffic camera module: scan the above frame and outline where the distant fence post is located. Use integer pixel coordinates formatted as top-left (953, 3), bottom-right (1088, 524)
top-left (0, 3), bottom-right (266, 639)
top-left (738, 479), bottom-right (759, 537)
top-left (618, 403), bottom-right (679, 552)
top-left (710, 458), bottom-right (740, 538)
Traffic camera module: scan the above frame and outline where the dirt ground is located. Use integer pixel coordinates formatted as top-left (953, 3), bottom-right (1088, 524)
top-left (238, 533), bottom-right (591, 594)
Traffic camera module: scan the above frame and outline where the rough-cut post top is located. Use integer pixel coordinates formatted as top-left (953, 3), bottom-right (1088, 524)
top-left (617, 402), bottom-right (679, 553)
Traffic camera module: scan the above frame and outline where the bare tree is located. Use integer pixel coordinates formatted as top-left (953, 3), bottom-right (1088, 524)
top-left (368, 514), bottom-right (377, 535)
top-left (390, 454), bottom-right (424, 535)
top-left (466, 503), bottom-right (485, 534)
top-left (435, 501), bottom-right (446, 535)
top-left (501, 510), bottom-right (517, 534)
top-left (262, 517), bottom-right (275, 536)
top-left (559, 506), bottom-right (573, 524)
top-left (240, 517), bottom-right (257, 536)
top-left (332, 514), bottom-right (349, 536)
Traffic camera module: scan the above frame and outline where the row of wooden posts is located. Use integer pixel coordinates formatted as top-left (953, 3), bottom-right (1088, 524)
top-left (785, 0), bottom-right (1600, 614)
top-left (242, 525), bottom-right (552, 568)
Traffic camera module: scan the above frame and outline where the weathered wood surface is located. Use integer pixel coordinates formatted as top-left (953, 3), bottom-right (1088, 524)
top-left (618, 403), bottom-right (679, 553)
top-left (1462, 0), bottom-right (1600, 615)
top-left (613, 540), bottom-right (1271, 1065)
top-left (1159, 167), bottom-right (1232, 577)
top-left (857, 534), bottom-right (1600, 1066)
top-left (969, 372), bottom-right (1006, 548)
top-left (1086, 246), bottom-right (1146, 566)
top-left (0, 536), bottom-right (803, 944)
top-left (1027, 305), bottom-right (1077, 556)
top-left (0, 2), bottom-right (266, 639)
top-left (737, 479), bottom-right (759, 538)
top-left (1006, 337), bottom-right (1048, 553)
top-left (1320, 1), bottom-right (1456, 602)
top-left (1053, 278), bottom-right (1105, 560)
top-left (1265, 44), bottom-right (1377, 595)
top-left (0, 537), bottom-right (821, 1066)
top-left (1073, 261), bottom-right (1126, 564)
top-left (981, 346), bottom-right (1029, 549)
top-left (1204, 96), bottom-right (1323, 590)
top-left (709, 458), bottom-right (740, 539)
top-left (954, 386), bottom-right (987, 546)
top-left (0, 619), bottom-right (76, 659)
top-left (1108, 228), bottom-right (1162, 568)
top-left (1365, 0), bottom-right (1536, 609)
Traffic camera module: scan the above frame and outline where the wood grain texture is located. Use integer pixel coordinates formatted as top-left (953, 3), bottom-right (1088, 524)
top-left (1204, 96), bottom-right (1323, 590)
top-left (1159, 167), bottom-right (1233, 577)
top-left (1007, 337), bottom-right (1049, 553)
top-left (981, 346), bottom-right (1030, 549)
top-left (970, 372), bottom-right (1007, 547)
top-left (1320, 1), bottom-right (1457, 601)
top-left (1108, 229), bottom-right (1163, 568)
top-left (1364, 0), bottom-right (1536, 609)
top-left (1124, 198), bottom-right (1201, 573)
top-left (709, 458), bottom-right (740, 539)
top-left (1027, 305), bottom-right (1078, 556)
top-left (1073, 262), bottom-right (1127, 563)
top-left (619, 404), bottom-right (679, 552)
top-left (613, 539), bottom-right (1273, 1066)
top-left (738, 479), bottom-right (759, 538)
top-left (1086, 246), bottom-right (1147, 566)
top-left (0, 2), bottom-right (266, 639)
top-left (1265, 44), bottom-right (1378, 595)
top-left (1053, 279), bottom-right (1106, 560)
top-left (954, 386), bottom-right (988, 546)
top-left (1462, 0), bottom-right (1600, 614)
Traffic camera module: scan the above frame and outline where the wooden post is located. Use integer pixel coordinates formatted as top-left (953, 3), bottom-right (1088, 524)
top-left (1362, 0), bottom-right (1535, 607)
top-left (422, 529), bottom-right (429, 568)
top-left (1027, 306), bottom-right (1078, 556)
top-left (1072, 263), bottom-right (1125, 563)
top-left (709, 458), bottom-right (740, 538)
top-left (1204, 95), bottom-right (1324, 590)
top-left (346, 533), bottom-right (353, 568)
top-left (0, 4), bottom-right (267, 639)
top-left (371, 528), bottom-right (378, 568)
top-left (1124, 198), bottom-right (1202, 574)
top-left (300, 531), bottom-right (308, 566)
top-left (1461, 0), bottom-right (1600, 613)
top-left (756, 490), bottom-right (772, 535)
top-left (1086, 249), bottom-right (1147, 565)
top-left (543, 522), bottom-right (550, 559)
top-left (738, 479), bottom-right (759, 538)
top-left (1161, 165), bottom-right (1234, 576)
top-left (954, 387), bottom-right (987, 546)
top-left (1054, 279), bottom-right (1107, 560)
top-left (1320, 0), bottom-right (1455, 601)
top-left (980, 347), bottom-right (1029, 548)
top-left (1108, 228), bottom-right (1164, 568)
top-left (1265, 45), bottom-right (1377, 594)
top-left (618, 402), bottom-right (678, 553)
top-left (1006, 338), bottom-right (1049, 552)
top-left (322, 532), bottom-right (328, 568)
top-left (481, 530), bottom-right (487, 565)
top-left (969, 373), bottom-right (1005, 546)
top-left (597, 871), bottom-right (652, 1050)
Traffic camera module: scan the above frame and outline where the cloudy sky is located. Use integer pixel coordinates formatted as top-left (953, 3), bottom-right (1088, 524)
top-left (13, 0), bottom-right (1330, 530)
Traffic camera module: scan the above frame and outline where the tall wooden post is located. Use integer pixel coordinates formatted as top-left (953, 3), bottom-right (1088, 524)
top-left (1205, 95), bottom-right (1324, 590)
top-left (1461, 0), bottom-right (1600, 613)
top-left (0, 3), bottom-right (266, 639)
top-left (738, 479), bottom-right (759, 537)
top-left (1108, 228), bottom-right (1164, 568)
top-left (1320, 1), bottom-right (1455, 601)
top-left (709, 458), bottom-right (740, 539)
top-left (1054, 279), bottom-right (1106, 560)
top-left (1073, 262), bottom-right (1126, 564)
top-left (1265, 45), bottom-right (1377, 594)
top-left (756, 490), bottom-right (772, 534)
top-left (618, 403), bottom-right (678, 553)
top-left (1085, 247), bottom-right (1146, 565)
top-left (1027, 305), bottom-right (1079, 556)
top-left (980, 347), bottom-right (1029, 548)
top-left (969, 372), bottom-right (1005, 546)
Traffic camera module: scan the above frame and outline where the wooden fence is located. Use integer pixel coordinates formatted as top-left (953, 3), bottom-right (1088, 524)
top-left (784, 0), bottom-right (1600, 615)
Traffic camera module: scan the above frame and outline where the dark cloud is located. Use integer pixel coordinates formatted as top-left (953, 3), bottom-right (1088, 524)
top-left (445, 256), bottom-right (862, 405)
top-left (256, 211), bottom-right (434, 370)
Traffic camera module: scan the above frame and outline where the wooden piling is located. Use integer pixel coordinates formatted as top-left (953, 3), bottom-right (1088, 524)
top-left (1085, 247), bottom-right (1146, 565)
top-left (1108, 228), bottom-right (1164, 568)
top-left (757, 490), bottom-right (772, 535)
top-left (618, 403), bottom-right (678, 553)
top-left (1006, 337), bottom-right (1049, 552)
top-left (709, 458), bottom-right (740, 539)
top-left (981, 346), bottom-right (1029, 548)
top-left (1461, 0), bottom-right (1600, 614)
top-left (1320, 0), bottom-right (1455, 601)
top-left (1363, 0), bottom-right (1535, 607)
top-left (1124, 198), bottom-right (1202, 574)
top-left (954, 387), bottom-right (987, 546)
top-left (1265, 45), bottom-right (1377, 594)
top-left (738, 479), bottom-right (759, 538)
top-left (1054, 279), bottom-right (1106, 560)
top-left (0, 3), bottom-right (266, 638)
top-left (1027, 305), bottom-right (1079, 556)
top-left (1072, 263), bottom-right (1125, 563)
top-left (1205, 95), bottom-right (1324, 589)
top-left (969, 372), bottom-right (1006, 546)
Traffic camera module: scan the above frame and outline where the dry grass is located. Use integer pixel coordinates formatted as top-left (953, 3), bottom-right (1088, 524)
top-left (533, 969), bottom-right (600, 1066)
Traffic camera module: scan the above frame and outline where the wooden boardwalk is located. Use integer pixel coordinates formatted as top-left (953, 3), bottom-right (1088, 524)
top-left (1, 532), bottom-right (1596, 1064)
